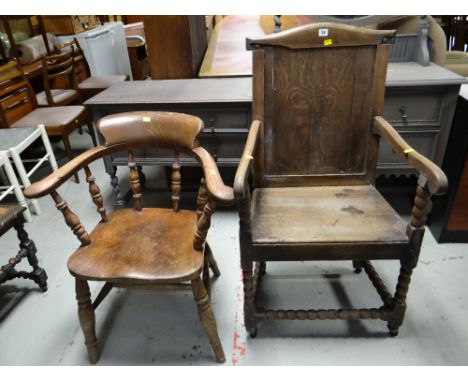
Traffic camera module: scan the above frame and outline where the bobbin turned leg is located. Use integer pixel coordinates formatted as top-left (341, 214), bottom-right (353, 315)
top-left (352, 260), bottom-right (363, 274)
top-left (75, 279), bottom-right (100, 364)
top-left (15, 221), bottom-right (48, 291)
top-left (388, 264), bottom-right (413, 337)
top-left (191, 277), bottom-right (225, 363)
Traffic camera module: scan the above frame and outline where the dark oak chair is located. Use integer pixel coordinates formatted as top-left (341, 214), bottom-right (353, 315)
top-left (0, 204), bottom-right (48, 291)
top-left (234, 23), bottom-right (448, 337)
top-left (24, 111), bottom-right (235, 364)
top-left (0, 60), bottom-right (97, 183)
top-left (37, 46), bottom-right (82, 107)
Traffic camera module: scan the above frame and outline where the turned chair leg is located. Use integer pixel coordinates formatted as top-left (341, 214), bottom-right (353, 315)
top-left (202, 255), bottom-right (211, 296)
top-left (205, 243), bottom-right (221, 277)
top-left (15, 221), bottom-right (47, 291)
top-left (388, 264), bottom-right (414, 337)
top-left (352, 260), bottom-right (363, 274)
top-left (62, 133), bottom-right (79, 183)
top-left (86, 116), bottom-right (98, 147)
top-left (242, 261), bottom-right (257, 337)
top-left (75, 279), bottom-right (100, 364)
top-left (191, 276), bottom-right (225, 363)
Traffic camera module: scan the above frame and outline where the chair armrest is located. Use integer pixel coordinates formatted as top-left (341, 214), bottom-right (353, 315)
top-left (374, 116), bottom-right (448, 195)
top-left (233, 120), bottom-right (261, 200)
top-left (24, 145), bottom-right (109, 199)
top-left (192, 147), bottom-right (235, 206)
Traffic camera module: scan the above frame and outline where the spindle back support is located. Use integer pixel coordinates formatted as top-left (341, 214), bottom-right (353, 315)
top-left (24, 111), bottom-right (234, 251)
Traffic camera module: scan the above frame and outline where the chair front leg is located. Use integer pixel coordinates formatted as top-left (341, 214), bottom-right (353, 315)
top-left (191, 277), bottom-right (225, 363)
top-left (75, 279), bottom-right (100, 364)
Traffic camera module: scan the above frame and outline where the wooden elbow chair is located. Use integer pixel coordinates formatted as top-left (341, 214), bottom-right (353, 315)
top-left (24, 111), bottom-right (234, 364)
top-left (234, 23), bottom-right (448, 337)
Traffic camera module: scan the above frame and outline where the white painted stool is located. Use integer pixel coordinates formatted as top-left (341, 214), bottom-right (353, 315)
top-left (0, 152), bottom-right (32, 222)
top-left (0, 124), bottom-right (58, 219)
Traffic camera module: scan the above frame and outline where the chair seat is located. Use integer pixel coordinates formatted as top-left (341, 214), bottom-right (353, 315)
top-left (67, 208), bottom-right (203, 284)
top-left (0, 204), bottom-right (25, 235)
top-left (78, 75), bottom-right (127, 91)
top-left (11, 106), bottom-right (86, 134)
top-left (251, 185), bottom-right (409, 260)
top-left (36, 89), bottom-right (79, 106)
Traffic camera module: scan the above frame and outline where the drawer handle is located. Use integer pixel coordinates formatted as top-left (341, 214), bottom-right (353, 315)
top-left (399, 106), bottom-right (408, 122)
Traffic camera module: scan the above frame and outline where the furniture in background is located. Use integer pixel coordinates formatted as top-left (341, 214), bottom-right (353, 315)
top-left (37, 46), bottom-right (82, 106)
top-left (0, 16), bottom-right (50, 64)
top-left (85, 63), bottom-right (466, 205)
top-left (24, 111), bottom-right (234, 364)
top-left (40, 16), bottom-right (101, 36)
top-left (0, 203), bottom-right (47, 291)
top-left (0, 124), bottom-right (58, 219)
top-left (143, 16), bottom-right (207, 79)
top-left (234, 23), bottom-right (447, 337)
top-left (429, 84), bottom-right (468, 242)
top-left (0, 152), bottom-right (31, 222)
top-left (0, 60), bottom-right (96, 183)
top-left (85, 78), bottom-right (251, 207)
top-left (125, 36), bottom-right (149, 80)
top-left (74, 23), bottom-right (132, 80)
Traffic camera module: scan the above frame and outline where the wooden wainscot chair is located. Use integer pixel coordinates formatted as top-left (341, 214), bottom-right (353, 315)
top-left (24, 111), bottom-right (234, 364)
top-left (0, 60), bottom-right (97, 183)
top-left (234, 23), bottom-right (448, 337)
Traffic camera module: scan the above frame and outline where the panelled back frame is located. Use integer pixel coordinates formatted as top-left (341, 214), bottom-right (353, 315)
top-left (248, 23), bottom-right (395, 187)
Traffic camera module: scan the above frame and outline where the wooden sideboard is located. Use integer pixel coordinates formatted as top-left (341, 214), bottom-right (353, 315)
top-left (85, 63), bottom-right (466, 206)
top-left (429, 85), bottom-right (468, 242)
top-left (86, 77), bottom-right (251, 206)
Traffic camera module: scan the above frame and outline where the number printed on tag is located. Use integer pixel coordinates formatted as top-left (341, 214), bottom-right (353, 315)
top-left (318, 28), bottom-right (328, 37)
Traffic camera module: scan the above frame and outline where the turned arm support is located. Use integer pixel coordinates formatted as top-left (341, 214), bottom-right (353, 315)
top-left (233, 120), bottom-right (261, 200)
top-left (24, 145), bottom-right (109, 198)
top-left (192, 147), bottom-right (234, 206)
top-left (374, 116), bottom-right (448, 195)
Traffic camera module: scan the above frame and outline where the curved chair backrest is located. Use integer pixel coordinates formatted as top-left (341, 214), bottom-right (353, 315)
top-left (41, 46), bottom-right (78, 105)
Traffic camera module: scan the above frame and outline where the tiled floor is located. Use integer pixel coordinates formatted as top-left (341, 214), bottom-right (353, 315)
top-left (1, 130), bottom-right (467, 365)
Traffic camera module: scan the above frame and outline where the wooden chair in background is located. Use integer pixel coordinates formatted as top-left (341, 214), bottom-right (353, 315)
top-left (70, 39), bottom-right (128, 99)
top-left (24, 111), bottom-right (235, 364)
top-left (234, 23), bottom-right (448, 337)
top-left (0, 60), bottom-right (96, 183)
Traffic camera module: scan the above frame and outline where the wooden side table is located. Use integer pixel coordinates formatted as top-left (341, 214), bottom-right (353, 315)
top-left (0, 204), bottom-right (47, 291)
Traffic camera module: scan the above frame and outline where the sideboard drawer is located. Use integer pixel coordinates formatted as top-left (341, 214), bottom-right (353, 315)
top-left (383, 88), bottom-right (443, 126)
top-left (195, 107), bottom-right (250, 131)
top-left (378, 130), bottom-right (439, 165)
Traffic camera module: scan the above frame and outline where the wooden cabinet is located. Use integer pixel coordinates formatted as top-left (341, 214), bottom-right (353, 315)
top-left (377, 62), bottom-right (465, 177)
top-left (143, 16), bottom-right (207, 79)
top-left (429, 86), bottom-right (468, 242)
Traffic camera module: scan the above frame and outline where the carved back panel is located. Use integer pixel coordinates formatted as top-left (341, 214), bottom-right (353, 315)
top-left (248, 23), bottom-right (395, 187)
